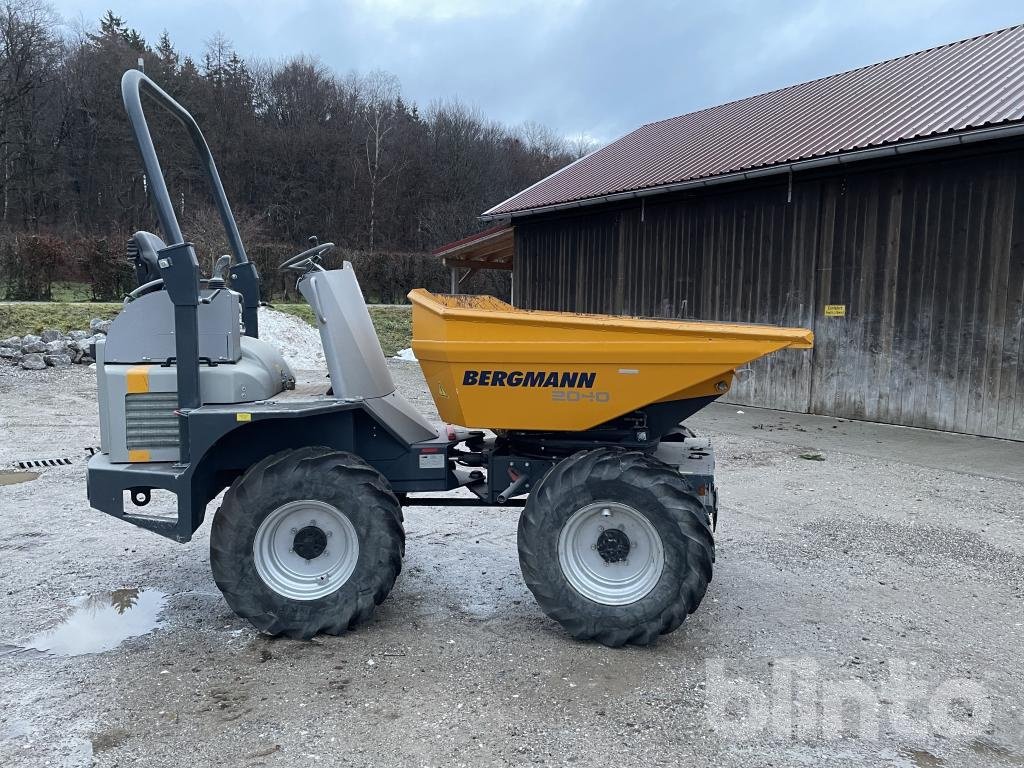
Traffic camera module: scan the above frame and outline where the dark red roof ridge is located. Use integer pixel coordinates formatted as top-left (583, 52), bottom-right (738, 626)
top-left (637, 23), bottom-right (1023, 133)
top-left (484, 23), bottom-right (1024, 218)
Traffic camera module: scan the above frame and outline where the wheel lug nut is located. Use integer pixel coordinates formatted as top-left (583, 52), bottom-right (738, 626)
top-left (326, 530), bottom-right (333, 537)
top-left (290, 528), bottom-right (297, 534)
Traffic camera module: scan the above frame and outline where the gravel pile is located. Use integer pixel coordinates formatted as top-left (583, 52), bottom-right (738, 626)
top-left (0, 318), bottom-right (111, 370)
top-left (256, 306), bottom-right (326, 371)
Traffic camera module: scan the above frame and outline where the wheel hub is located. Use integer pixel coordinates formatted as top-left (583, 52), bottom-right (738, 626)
top-left (557, 501), bottom-right (665, 606)
top-left (292, 525), bottom-right (328, 560)
top-left (596, 528), bottom-right (631, 563)
top-left (252, 500), bottom-right (359, 601)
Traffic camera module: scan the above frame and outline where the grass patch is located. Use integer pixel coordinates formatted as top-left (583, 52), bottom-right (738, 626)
top-left (0, 300), bottom-right (413, 356)
top-left (49, 281), bottom-right (95, 302)
top-left (367, 305), bottom-right (413, 357)
top-left (274, 303), bottom-right (412, 357)
top-left (0, 302), bottom-right (121, 338)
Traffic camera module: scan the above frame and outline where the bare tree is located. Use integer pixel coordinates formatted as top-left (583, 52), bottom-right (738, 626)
top-left (360, 69), bottom-right (400, 254)
top-left (569, 131), bottom-right (600, 159)
top-left (0, 0), bottom-right (62, 227)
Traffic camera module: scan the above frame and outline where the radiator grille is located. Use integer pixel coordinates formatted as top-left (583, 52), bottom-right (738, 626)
top-left (125, 393), bottom-right (179, 450)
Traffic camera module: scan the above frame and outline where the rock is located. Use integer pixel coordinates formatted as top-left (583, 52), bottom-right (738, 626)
top-left (21, 333), bottom-right (41, 346)
top-left (0, 346), bottom-right (21, 361)
top-left (70, 336), bottom-right (100, 363)
top-left (20, 353), bottom-right (46, 370)
top-left (90, 318), bottom-right (113, 334)
top-left (21, 340), bottom-right (47, 354)
top-left (44, 339), bottom-right (68, 355)
top-left (44, 353), bottom-right (72, 367)
top-left (1, 336), bottom-right (21, 348)
top-left (40, 329), bottom-right (63, 343)
top-left (68, 329), bottom-right (90, 341)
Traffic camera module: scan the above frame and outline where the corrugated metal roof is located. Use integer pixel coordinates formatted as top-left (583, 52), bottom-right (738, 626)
top-left (432, 224), bottom-right (514, 268)
top-left (484, 25), bottom-right (1024, 218)
top-left (431, 223), bottom-right (510, 256)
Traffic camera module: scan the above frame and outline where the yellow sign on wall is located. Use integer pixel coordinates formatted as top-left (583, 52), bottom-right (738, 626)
top-left (824, 304), bottom-right (846, 317)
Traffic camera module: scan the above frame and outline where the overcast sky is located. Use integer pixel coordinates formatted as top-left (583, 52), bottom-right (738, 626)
top-left (52, 0), bottom-right (1023, 143)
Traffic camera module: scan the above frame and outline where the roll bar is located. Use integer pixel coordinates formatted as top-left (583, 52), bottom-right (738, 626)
top-left (121, 69), bottom-right (262, 462)
top-left (120, 69), bottom-right (260, 337)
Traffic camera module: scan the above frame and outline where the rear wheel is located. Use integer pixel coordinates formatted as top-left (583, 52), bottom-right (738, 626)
top-left (518, 448), bottom-right (714, 647)
top-left (211, 447), bottom-right (404, 639)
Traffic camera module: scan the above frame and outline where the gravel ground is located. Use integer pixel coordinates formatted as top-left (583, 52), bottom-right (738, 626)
top-left (0, 360), bottom-right (1022, 767)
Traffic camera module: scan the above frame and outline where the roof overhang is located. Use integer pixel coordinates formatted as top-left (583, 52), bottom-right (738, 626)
top-left (480, 121), bottom-right (1024, 222)
top-left (431, 223), bottom-right (514, 270)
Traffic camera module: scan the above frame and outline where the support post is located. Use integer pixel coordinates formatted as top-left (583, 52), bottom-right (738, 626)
top-left (449, 265), bottom-right (458, 294)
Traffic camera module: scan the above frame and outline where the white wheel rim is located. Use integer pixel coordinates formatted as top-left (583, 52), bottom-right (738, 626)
top-left (557, 501), bottom-right (665, 606)
top-left (253, 500), bottom-right (359, 601)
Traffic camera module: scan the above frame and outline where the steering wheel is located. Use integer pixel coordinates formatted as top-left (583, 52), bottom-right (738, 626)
top-left (279, 242), bottom-right (335, 272)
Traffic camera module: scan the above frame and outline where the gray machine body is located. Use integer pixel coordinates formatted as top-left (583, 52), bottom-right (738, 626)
top-left (299, 262), bottom-right (437, 445)
top-left (654, 436), bottom-right (718, 513)
top-left (298, 263), bottom-right (392, 400)
top-left (104, 287), bottom-right (244, 364)
top-left (97, 288), bottom-right (295, 464)
top-left (96, 261), bottom-right (434, 464)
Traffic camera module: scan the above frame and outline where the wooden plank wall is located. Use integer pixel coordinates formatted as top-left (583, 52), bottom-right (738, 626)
top-left (514, 143), bottom-right (1024, 440)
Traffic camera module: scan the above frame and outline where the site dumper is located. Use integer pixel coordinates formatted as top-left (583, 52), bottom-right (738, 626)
top-left (87, 69), bottom-right (814, 646)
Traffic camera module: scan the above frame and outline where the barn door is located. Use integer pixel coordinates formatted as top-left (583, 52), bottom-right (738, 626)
top-left (808, 156), bottom-right (1024, 440)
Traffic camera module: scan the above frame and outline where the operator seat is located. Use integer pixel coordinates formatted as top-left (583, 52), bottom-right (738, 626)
top-left (126, 231), bottom-right (168, 285)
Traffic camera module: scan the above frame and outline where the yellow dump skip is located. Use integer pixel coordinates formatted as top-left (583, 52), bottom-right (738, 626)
top-left (409, 290), bottom-right (813, 432)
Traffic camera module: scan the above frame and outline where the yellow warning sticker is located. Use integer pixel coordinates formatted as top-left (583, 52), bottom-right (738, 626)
top-left (437, 383), bottom-right (449, 399)
top-left (236, 412), bottom-right (252, 422)
top-left (824, 304), bottom-right (846, 317)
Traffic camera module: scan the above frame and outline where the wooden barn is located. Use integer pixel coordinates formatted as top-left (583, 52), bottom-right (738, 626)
top-left (438, 25), bottom-right (1024, 440)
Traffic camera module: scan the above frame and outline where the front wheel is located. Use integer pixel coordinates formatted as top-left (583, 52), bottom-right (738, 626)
top-left (518, 448), bottom-right (714, 647)
top-left (211, 447), bottom-right (404, 639)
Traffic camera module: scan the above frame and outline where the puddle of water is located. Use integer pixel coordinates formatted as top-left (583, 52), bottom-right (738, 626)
top-left (0, 471), bottom-right (39, 486)
top-left (24, 588), bottom-right (167, 656)
top-left (902, 748), bottom-right (944, 767)
top-left (971, 740), bottom-right (1024, 765)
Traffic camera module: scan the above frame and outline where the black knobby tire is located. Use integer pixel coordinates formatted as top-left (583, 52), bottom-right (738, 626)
top-left (211, 446), bottom-right (404, 639)
top-left (518, 448), bottom-right (714, 647)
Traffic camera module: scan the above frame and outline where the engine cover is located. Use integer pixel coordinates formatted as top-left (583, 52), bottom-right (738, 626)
top-left (96, 336), bottom-right (296, 463)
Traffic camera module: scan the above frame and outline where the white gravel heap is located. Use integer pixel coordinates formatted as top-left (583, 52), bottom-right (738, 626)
top-left (257, 306), bottom-right (326, 371)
